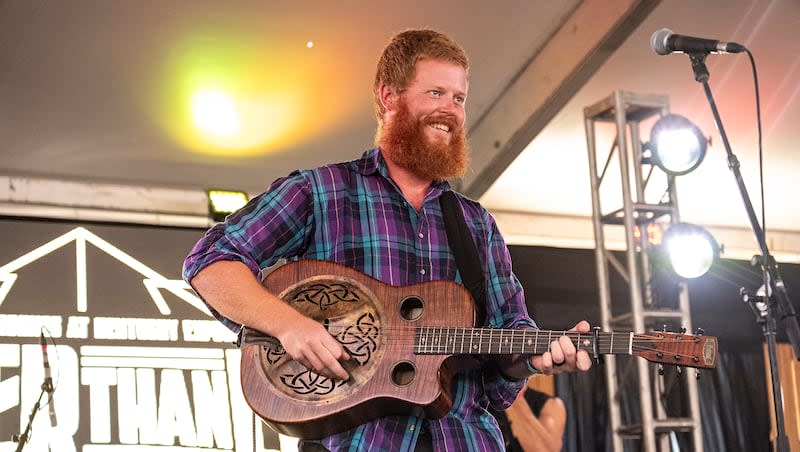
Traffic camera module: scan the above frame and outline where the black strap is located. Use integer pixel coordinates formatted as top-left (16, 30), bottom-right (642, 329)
top-left (439, 190), bottom-right (487, 326)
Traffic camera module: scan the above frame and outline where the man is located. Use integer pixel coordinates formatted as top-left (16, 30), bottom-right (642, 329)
top-left (183, 29), bottom-right (591, 451)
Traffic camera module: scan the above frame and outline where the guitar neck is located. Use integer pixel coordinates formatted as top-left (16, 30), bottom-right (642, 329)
top-left (414, 327), bottom-right (718, 369)
top-left (414, 327), bottom-right (627, 356)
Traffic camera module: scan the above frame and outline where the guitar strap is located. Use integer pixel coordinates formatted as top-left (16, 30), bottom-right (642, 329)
top-left (439, 190), bottom-right (487, 326)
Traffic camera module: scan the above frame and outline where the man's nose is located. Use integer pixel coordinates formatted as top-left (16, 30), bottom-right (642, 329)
top-left (437, 98), bottom-right (462, 119)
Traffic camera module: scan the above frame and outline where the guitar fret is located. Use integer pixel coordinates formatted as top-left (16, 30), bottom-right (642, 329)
top-left (446, 327), bottom-right (453, 353)
top-left (497, 329), bottom-right (503, 353)
top-left (610, 332), bottom-right (614, 354)
top-left (424, 327), bottom-right (431, 354)
top-left (426, 327), bottom-right (432, 354)
top-left (524, 330), bottom-right (533, 354)
top-left (468, 328), bottom-right (474, 353)
top-left (627, 332), bottom-right (633, 355)
top-left (447, 328), bottom-right (453, 353)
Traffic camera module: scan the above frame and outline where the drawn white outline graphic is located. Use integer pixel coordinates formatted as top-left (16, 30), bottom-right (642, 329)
top-left (0, 226), bottom-right (209, 316)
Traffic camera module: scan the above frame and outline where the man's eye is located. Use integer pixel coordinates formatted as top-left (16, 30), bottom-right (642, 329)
top-left (455, 96), bottom-right (465, 104)
top-left (429, 90), bottom-right (441, 96)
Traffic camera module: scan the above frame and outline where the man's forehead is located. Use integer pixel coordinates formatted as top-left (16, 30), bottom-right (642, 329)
top-left (411, 59), bottom-right (468, 88)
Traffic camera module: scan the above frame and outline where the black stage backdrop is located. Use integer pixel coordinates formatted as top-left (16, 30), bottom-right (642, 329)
top-left (0, 218), bottom-right (796, 451)
top-left (0, 219), bottom-right (292, 451)
top-left (510, 245), bottom-right (800, 452)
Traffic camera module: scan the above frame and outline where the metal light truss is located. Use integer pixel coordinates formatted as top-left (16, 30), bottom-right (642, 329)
top-left (584, 91), bottom-right (704, 451)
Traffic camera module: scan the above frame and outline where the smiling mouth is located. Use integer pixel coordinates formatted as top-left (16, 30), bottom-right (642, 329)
top-left (429, 123), bottom-right (451, 133)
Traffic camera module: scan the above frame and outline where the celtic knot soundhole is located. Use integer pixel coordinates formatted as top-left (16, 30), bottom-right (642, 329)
top-left (337, 312), bottom-right (379, 366)
top-left (280, 369), bottom-right (345, 395)
top-left (290, 283), bottom-right (361, 310)
top-left (265, 275), bottom-right (383, 400)
top-left (275, 312), bottom-right (380, 396)
top-left (265, 344), bottom-right (286, 365)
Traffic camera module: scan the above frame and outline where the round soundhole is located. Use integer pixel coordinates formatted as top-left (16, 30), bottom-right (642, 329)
top-left (391, 361), bottom-right (416, 386)
top-left (399, 296), bottom-right (424, 321)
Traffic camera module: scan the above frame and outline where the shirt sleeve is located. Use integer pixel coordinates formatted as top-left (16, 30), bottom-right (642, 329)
top-left (181, 170), bottom-right (315, 330)
top-left (479, 210), bottom-right (538, 410)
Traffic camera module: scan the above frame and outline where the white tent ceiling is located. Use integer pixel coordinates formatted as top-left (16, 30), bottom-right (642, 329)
top-left (1, 0), bottom-right (798, 262)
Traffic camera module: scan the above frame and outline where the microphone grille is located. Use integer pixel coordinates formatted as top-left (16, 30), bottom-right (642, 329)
top-left (650, 28), bottom-right (673, 55)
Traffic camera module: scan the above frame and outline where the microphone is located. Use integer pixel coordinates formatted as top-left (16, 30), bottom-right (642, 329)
top-left (651, 28), bottom-right (745, 55)
top-left (40, 333), bottom-right (57, 427)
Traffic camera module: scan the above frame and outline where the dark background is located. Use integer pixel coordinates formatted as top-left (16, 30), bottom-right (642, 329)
top-left (2, 218), bottom-right (797, 450)
top-left (510, 245), bottom-right (800, 451)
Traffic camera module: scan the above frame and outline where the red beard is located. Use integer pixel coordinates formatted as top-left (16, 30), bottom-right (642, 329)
top-left (378, 98), bottom-right (469, 181)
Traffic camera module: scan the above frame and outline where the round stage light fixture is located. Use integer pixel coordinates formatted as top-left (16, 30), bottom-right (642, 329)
top-left (663, 223), bottom-right (720, 278)
top-left (647, 114), bottom-right (707, 176)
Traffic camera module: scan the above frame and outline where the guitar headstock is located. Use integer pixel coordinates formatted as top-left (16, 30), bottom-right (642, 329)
top-left (633, 331), bottom-right (717, 369)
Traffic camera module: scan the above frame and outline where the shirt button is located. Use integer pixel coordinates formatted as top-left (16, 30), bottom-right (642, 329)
top-left (419, 268), bottom-right (426, 275)
top-left (418, 233), bottom-right (424, 239)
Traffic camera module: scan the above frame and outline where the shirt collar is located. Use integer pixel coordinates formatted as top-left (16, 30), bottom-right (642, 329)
top-left (355, 147), bottom-right (452, 192)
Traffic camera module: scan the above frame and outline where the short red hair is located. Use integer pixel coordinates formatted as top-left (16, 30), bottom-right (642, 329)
top-left (373, 29), bottom-right (469, 124)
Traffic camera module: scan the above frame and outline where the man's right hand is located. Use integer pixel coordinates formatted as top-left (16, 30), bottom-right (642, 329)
top-left (272, 310), bottom-right (351, 381)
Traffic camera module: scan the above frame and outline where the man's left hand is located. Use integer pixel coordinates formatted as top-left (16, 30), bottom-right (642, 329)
top-left (530, 320), bottom-right (593, 375)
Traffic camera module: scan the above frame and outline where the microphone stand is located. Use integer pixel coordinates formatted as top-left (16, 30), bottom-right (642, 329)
top-left (12, 375), bottom-right (54, 451)
top-left (686, 51), bottom-right (800, 452)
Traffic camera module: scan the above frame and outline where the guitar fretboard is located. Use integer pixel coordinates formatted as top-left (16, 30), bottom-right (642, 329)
top-left (414, 327), bottom-right (636, 356)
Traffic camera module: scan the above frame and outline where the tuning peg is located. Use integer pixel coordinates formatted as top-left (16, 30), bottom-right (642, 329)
top-left (679, 326), bottom-right (687, 334)
top-left (658, 364), bottom-right (665, 376)
top-left (695, 369), bottom-right (701, 380)
top-left (694, 328), bottom-right (704, 336)
top-left (662, 324), bottom-right (668, 332)
top-left (676, 366), bottom-right (683, 378)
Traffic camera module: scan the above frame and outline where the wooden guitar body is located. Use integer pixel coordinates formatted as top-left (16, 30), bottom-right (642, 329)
top-left (240, 259), bottom-right (476, 439)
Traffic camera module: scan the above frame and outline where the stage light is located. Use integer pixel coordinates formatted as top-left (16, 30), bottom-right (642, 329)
top-left (192, 90), bottom-right (241, 138)
top-left (207, 189), bottom-right (249, 222)
top-left (645, 114), bottom-right (707, 176)
top-left (662, 223), bottom-right (719, 278)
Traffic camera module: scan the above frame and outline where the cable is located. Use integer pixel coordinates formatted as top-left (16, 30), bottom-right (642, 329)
top-left (744, 49), bottom-right (765, 240)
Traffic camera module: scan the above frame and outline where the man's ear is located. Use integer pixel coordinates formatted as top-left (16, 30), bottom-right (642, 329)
top-left (379, 84), bottom-right (399, 112)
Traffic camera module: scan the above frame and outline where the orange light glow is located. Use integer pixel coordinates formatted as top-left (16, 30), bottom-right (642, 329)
top-left (150, 31), bottom-right (361, 157)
